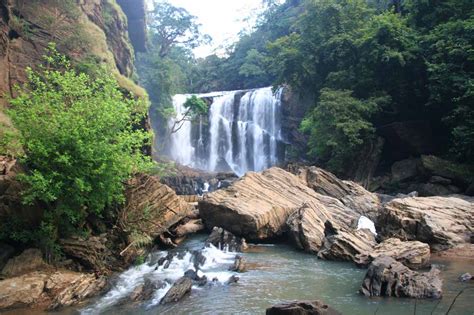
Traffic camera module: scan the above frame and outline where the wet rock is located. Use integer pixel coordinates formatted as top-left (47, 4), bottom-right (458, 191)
top-left (295, 166), bottom-right (381, 221)
top-left (360, 256), bottom-right (442, 299)
top-left (416, 183), bottom-right (461, 196)
top-left (184, 269), bottom-right (207, 286)
top-left (317, 221), bottom-right (376, 262)
top-left (160, 277), bottom-right (193, 304)
top-left (125, 278), bottom-right (166, 303)
top-left (355, 238), bottom-right (430, 269)
top-left (200, 168), bottom-right (362, 241)
top-left (1, 248), bottom-right (50, 278)
top-left (378, 196), bottom-right (473, 250)
top-left (286, 202), bottom-right (330, 253)
top-left (429, 176), bottom-right (452, 185)
top-left (266, 300), bottom-right (342, 315)
top-left (459, 273), bottom-right (472, 282)
top-left (225, 275), bottom-right (239, 284)
top-left (229, 255), bottom-right (246, 273)
top-left (205, 227), bottom-right (248, 252)
top-left (192, 250), bottom-right (207, 269)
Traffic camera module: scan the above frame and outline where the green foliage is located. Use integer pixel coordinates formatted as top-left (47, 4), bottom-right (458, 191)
top-left (5, 44), bottom-right (152, 252)
top-left (183, 95), bottom-right (208, 117)
top-left (300, 89), bottom-right (386, 173)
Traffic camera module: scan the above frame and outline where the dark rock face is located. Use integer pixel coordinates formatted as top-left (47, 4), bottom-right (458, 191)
top-left (205, 227), bottom-right (248, 252)
top-left (160, 277), bottom-right (192, 304)
top-left (123, 278), bottom-right (166, 303)
top-left (116, 0), bottom-right (146, 52)
top-left (0, 243), bottom-right (15, 271)
top-left (280, 87), bottom-right (314, 158)
top-left (266, 300), bottom-right (342, 315)
top-left (378, 120), bottom-right (437, 163)
top-left (184, 269), bottom-right (207, 286)
top-left (360, 256), bottom-right (442, 299)
top-left (160, 171), bottom-right (238, 196)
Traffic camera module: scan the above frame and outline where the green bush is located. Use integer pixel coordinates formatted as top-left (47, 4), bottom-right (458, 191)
top-left (5, 44), bottom-right (151, 254)
top-left (300, 88), bottom-right (388, 174)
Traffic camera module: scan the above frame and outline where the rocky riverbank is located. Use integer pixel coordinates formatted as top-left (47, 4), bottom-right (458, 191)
top-left (0, 165), bottom-right (472, 313)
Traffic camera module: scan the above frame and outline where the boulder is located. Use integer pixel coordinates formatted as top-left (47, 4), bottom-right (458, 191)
top-left (317, 221), bottom-right (376, 262)
top-left (416, 183), bottom-right (461, 196)
top-left (355, 238), bottom-right (430, 269)
top-left (119, 174), bottom-right (191, 260)
top-left (229, 255), bottom-right (246, 273)
top-left (378, 196), bottom-right (473, 250)
top-left (295, 166), bottom-right (381, 221)
top-left (286, 202), bottom-right (330, 253)
top-left (360, 256), bottom-right (442, 299)
top-left (200, 168), bottom-right (361, 240)
top-left (205, 227), bottom-right (248, 252)
top-left (1, 248), bottom-right (50, 278)
top-left (124, 278), bottom-right (166, 303)
top-left (184, 269), bottom-right (207, 286)
top-left (160, 277), bottom-right (192, 304)
top-left (266, 300), bottom-right (342, 315)
top-left (0, 270), bottom-right (106, 311)
top-left (391, 158), bottom-right (420, 182)
top-left (420, 155), bottom-right (474, 187)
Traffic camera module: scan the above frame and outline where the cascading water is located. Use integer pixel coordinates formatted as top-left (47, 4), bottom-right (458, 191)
top-left (167, 87), bottom-right (284, 176)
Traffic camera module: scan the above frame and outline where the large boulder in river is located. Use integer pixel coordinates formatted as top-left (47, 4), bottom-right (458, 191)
top-left (355, 238), bottom-right (430, 269)
top-left (295, 166), bottom-right (381, 221)
top-left (266, 300), bottom-right (342, 315)
top-left (317, 221), bottom-right (377, 262)
top-left (199, 167), bottom-right (361, 240)
top-left (378, 196), bottom-right (473, 250)
top-left (160, 277), bottom-right (193, 304)
top-left (286, 202), bottom-right (330, 253)
top-left (360, 256), bottom-right (442, 299)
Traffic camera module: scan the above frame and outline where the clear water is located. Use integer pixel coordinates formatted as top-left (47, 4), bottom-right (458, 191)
top-left (8, 235), bottom-right (474, 315)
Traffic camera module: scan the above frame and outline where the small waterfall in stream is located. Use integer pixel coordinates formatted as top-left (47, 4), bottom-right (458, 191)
top-left (168, 87), bottom-right (284, 176)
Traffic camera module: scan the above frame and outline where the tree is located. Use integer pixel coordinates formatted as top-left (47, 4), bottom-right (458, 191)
top-left (300, 88), bottom-right (386, 173)
top-left (5, 45), bottom-right (151, 254)
top-left (148, 1), bottom-right (211, 58)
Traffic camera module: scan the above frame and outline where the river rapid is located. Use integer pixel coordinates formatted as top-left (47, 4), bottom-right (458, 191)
top-left (7, 234), bottom-right (473, 315)
top-left (86, 236), bottom-right (474, 314)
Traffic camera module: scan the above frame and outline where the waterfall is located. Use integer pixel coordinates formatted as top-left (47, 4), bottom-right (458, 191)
top-left (167, 87), bottom-right (283, 176)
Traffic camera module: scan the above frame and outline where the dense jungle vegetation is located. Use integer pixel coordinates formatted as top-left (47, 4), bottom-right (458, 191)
top-left (139, 0), bottom-right (474, 174)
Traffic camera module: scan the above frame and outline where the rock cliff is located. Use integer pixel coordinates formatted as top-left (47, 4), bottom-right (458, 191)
top-left (0, 0), bottom-right (147, 155)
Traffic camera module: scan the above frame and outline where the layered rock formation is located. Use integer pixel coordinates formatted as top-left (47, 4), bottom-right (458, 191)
top-left (355, 238), bottom-right (431, 269)
top-left (360, 256), bottom-right (442, 299)
top-left (378, 196), bottom-right (473, 250)
top-left (199, 167), bottom-right (362, 241)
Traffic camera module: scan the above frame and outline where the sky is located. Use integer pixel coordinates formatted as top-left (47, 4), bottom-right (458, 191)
top-left (147, 0), bottom-right (268, 58)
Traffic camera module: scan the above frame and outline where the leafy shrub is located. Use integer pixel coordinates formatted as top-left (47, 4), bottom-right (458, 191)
top-left (5, 44), bottom-right (151, 254)
top-left (300, 88), bottom-right (388, 174)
